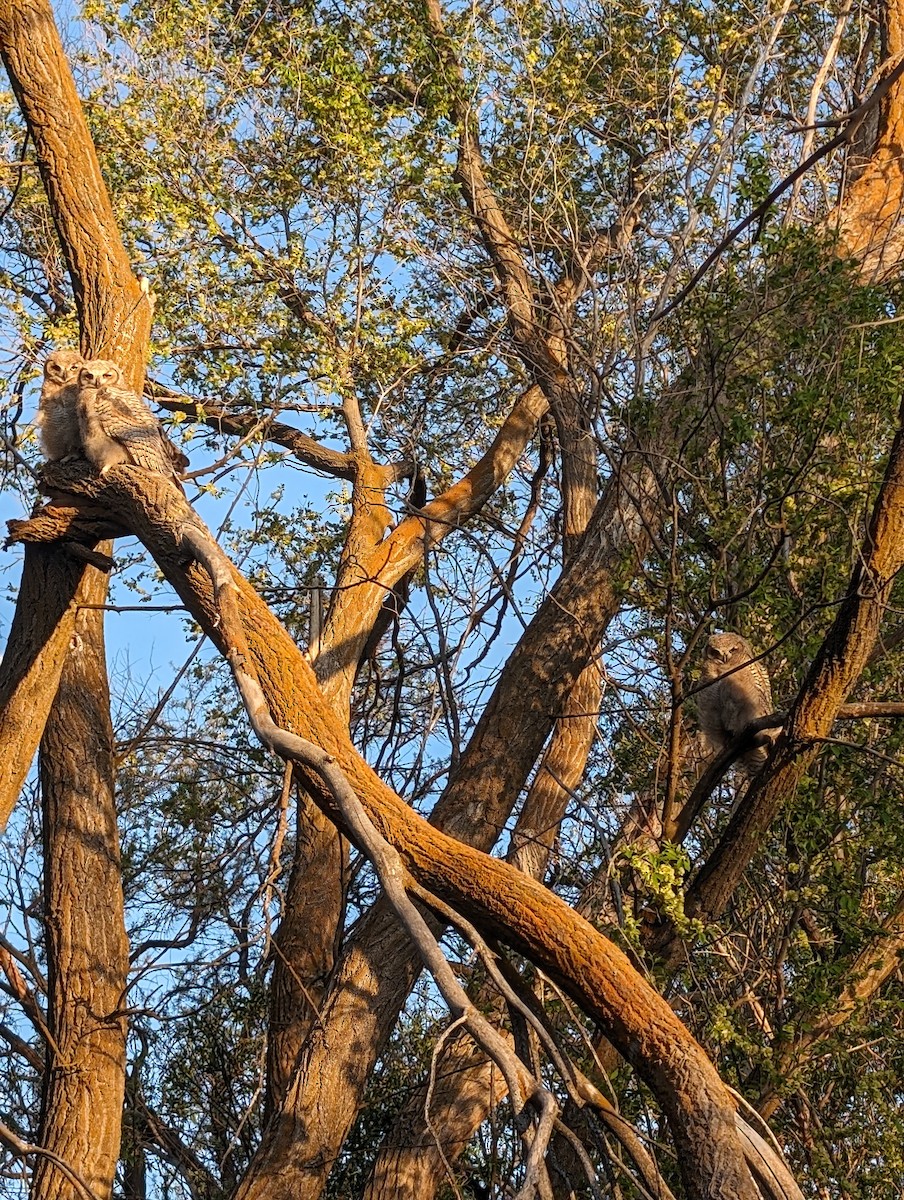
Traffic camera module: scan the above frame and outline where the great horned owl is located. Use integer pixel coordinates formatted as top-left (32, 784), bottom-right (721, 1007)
top-left (696, 633), bottom-right (776, 776)
top-left (37, 349), bottom-right (84, 461)
top-left (76, 359), bottom-right (188, 489)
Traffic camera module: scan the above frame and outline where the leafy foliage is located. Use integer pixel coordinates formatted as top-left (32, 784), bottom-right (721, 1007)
top-left (1, 1), bottom-right (904, 1197)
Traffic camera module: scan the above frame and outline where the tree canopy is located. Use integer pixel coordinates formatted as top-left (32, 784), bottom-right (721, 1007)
top-left (1, 1), bottom-right (904, 1198)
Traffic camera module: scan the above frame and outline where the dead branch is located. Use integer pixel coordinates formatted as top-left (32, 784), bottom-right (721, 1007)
top-left (180, 523), bottom-right (558, 1200)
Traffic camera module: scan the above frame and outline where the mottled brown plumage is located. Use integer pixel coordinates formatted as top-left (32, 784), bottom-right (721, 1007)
top-left (697, 633), bottom-right (776, 776)
top-left (77, 359), bottom-right (188, 489)
top-left (37, 349), bottom-right (84, 461)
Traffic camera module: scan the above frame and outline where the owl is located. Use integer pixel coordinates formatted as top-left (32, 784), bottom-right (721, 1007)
top-left (696, 633), bottom-right (776, 776)
top-left (76, 359), bottom-right (188, 489)
top-left (37, 349), bottom-right (84, 461)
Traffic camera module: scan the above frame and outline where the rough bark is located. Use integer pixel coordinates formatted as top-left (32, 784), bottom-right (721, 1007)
top-left (264, 385), bottom-right (551, 1107)
top-left (238, 456), bottom-right (660, 1200)
top-left (0, 7), bottom-right (150, 1199)
top-left (0, 0), bottom-right (151, 364)
top-left (833, 0), bottom-right (904, 280)
top-left (33, 585), bottom-right (129, 1200)
top-left (0, 542), bottom-right (107, 830)
top-left (265, 777), bottom-right (345, 1113)
top-left (8, 467), bottom-right (764, 1200)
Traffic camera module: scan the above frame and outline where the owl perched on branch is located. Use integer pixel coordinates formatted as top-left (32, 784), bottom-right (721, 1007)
top-left (696, 633), bottom-right (776, 777)
top-left (77, 359), bottom-right (189, 489)
top-left (37, 349), bottom-right (84, 461)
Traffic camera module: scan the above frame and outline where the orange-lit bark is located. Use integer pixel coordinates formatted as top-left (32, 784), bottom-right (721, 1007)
top-left (0, 4), bottom-right (148, 1197)
top-left (34, 593), bottom-right (129, 1200)
top-left (10, 466), bottom-right (763, 1200)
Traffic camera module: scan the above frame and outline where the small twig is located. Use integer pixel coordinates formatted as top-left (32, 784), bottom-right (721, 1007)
top-left (835, 701), bottom-right (904, 719)
top-left (78, 603), bottom-right (184, 613)
top-left (0, 129), bottom-right (30, 222)
top-left (116, 636), bottom-right (205, 764)
top-left (261, 762), bottom-right (293, 950)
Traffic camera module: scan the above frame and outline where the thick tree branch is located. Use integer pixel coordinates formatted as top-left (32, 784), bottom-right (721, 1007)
top-left (146, 382), bottom-right (362, 482)
top-left (184, 521), bottom-right (558, 1200)
top-left (0, 0), bottom-right (151, 370)
top-left (314, 383), bottom-right (548, 710)
top-left (0, 546), bottom-right (108, 830)
top-left (8, 462), bottom-right (762, 1200)
top-left (833, 0), bottom-right (904, 279)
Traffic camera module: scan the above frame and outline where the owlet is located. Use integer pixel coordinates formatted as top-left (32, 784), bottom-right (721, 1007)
top-left (696, 633), bottom-right (776, 776)
top-left (77, 359), bottom-right (189, 490)
top-left (37, 349), bottom-right (84, 461)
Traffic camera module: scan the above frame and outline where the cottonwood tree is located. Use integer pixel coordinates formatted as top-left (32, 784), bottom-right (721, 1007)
top-left (1, 1), bottom-right (904, 1198)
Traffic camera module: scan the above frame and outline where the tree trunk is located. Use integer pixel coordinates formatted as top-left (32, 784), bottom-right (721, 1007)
top-left (0, 6), bottom-right (152, 1198)
top-left (265, 780), bottom-right (345, 1113)
top-left (0, 542), bottom-right (113, 829)
top-left (33, 578), bottom-right (129, 1200)
top-left (0, 0), bottom-right (151, 363)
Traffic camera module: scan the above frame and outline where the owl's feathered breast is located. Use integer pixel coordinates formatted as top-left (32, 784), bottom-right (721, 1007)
top-left (79, 381), bottom-right (187, 488)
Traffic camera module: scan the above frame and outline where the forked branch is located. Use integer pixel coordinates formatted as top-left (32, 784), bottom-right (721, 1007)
top-left (6, 462), bottom-right (763, 1200)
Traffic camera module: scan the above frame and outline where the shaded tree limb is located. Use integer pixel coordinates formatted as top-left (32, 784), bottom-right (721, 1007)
top-left (670, 394), bottom-right (904, 950)
top-left (756, 892), bottom-right (904, 1119)
top-left (129, 1094), bottom-right (222, 1200)
top-left (0, 543), bottom-right (113, 830)
top-left (146, 382), bottom-right (363, 482)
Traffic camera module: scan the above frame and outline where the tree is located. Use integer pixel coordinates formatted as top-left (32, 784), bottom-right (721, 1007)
top-left (1, 1), bottom-right (904, 1198)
